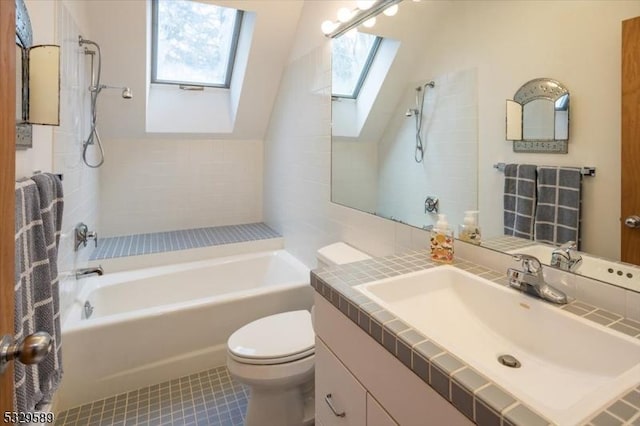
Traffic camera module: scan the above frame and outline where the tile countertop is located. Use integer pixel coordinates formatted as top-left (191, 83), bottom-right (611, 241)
top-left (310, 249), bottom-right (640, 426)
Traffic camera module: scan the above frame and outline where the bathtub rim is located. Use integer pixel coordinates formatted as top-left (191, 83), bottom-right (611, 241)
top-left (63, 249), bottom-right (310, 334)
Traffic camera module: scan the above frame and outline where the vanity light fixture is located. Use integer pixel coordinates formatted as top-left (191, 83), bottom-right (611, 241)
top-left (321, 0), bottom-right (403, 38)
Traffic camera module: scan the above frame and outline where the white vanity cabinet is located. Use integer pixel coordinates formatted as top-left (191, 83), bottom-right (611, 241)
top-left (316, 338), bottom-right (397, 426)
top-left (316, 338), bottom-right (367, 425)
top-left (314, 293), bottom-right (472, 426)
top-left (367, 394), bottom-right (398, 426)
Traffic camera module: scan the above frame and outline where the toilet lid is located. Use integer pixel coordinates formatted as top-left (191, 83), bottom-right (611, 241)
top-left (227, 310), bottom-right (315, 364)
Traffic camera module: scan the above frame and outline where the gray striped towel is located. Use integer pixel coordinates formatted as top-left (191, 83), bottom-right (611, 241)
top-left (503, 164), bottom-right (537, 240)
top-left (14, 174), bottom-right (63, 412)
top-left (535, 166), bottom-right (581, 247)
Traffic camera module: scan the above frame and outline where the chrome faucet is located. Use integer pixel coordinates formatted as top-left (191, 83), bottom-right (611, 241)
top-left (75, 266), bottom-right (104, 280)
top-left (550, 241), bottom-right (582, 272)
top-left (507, 254), bottom-right (567, 304)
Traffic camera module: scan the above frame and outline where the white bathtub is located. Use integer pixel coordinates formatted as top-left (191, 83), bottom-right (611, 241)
top-left (57, 249), bottom-right (312, 411)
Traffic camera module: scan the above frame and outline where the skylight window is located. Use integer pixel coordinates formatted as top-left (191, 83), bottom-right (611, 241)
top-left (332, 32), bottom-right (381, 99)
top-left (151, 0), bottom-right (243, 88)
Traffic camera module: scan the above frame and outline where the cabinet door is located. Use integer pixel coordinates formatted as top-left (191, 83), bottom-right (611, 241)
top-left (367, 394), bottom-right (398, 426)
top-left (316, 338), bottom-right (367, 426)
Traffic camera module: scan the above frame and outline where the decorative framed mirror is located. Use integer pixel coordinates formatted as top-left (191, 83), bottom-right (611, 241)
top-left (505, 78), bottom-right (570, 153)
top-left (15, 0), bottom-right (61, 150)
top-left (16, 0), bottom-right (33, 149)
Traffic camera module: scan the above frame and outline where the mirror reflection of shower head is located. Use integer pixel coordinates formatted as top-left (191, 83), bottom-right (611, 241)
top-left (78, 35), bottom-right (99, 48)
top-left (92, 84), bottom-right (133, 99)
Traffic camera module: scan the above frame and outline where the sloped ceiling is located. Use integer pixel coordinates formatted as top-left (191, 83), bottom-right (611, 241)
top-left (85, 0), bottom-right (303, 140)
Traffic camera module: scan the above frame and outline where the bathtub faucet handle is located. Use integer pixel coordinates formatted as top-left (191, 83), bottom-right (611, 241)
top-left (87, 231), bottom-right (98, 248)
top-left (75, 222), bottom-right (98, 250)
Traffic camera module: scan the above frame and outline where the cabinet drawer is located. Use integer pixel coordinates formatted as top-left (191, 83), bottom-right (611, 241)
top-left (367, 394), bottom-right (398, 426)
top-left (316, 338), bottom-right (367, 426)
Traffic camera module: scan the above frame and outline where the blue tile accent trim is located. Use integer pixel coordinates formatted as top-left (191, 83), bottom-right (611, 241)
top-left (89, 223), bottom-right (281, 261)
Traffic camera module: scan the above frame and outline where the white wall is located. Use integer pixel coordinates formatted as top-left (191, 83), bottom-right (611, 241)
top-left (16, 0), bottom-right (97, 322)
top-left (100, 138), bottom-right (263, 236)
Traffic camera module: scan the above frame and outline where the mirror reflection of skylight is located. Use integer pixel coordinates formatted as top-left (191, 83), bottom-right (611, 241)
top-left (332, 32), bottom-right (381, 98)
top-left (152, 0), bottom-right (242, 87)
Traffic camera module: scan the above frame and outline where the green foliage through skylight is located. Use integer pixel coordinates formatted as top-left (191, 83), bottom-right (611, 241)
top-left (152, 0), bottom-right (242, 87)
top-left (332, 32), bottom-right (381, 98)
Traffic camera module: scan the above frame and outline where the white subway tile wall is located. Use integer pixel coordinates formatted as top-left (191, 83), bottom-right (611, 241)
top-left (54, 2), bottom-right (98, 321)
top-left (99, 139), bottom-right (263, 237)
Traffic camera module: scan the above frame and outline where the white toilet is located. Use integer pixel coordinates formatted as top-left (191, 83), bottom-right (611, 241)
top-left (226, 242), bottom-right (371, 426)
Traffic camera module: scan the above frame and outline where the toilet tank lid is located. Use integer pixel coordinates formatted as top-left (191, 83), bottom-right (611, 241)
top-left (317, 242), bottom-right (371, 266)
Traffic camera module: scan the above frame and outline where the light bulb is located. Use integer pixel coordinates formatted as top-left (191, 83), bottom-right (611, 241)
top-left (321, 20), bottom-right (337, 35)
top-left (383, 4), bottom-right (399, 16)
top-left (363, 17), bottom-right (376, 28)
top-left (356, 1), bottom-right (375, 10)
top-left (337, 7), bottom-right (354, 23)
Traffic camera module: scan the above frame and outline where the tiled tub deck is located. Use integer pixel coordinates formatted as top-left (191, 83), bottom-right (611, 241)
top-left (311, 250), bottom-right (640, 426)
top-left (90, 223), bottom-right (280, 261)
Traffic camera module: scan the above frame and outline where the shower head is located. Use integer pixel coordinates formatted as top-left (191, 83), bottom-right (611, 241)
top-left (95, 84), bottom-right (133, 99)
top-left (405, 108), bottom-right (418, 117)
top-left (78, 35), bottom-right (100, 48)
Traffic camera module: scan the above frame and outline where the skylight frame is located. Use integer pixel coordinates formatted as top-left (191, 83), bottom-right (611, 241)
top-left (151, 0), bottom-right (244, 89)
top-left (332, 35), bottom-right (382, 99)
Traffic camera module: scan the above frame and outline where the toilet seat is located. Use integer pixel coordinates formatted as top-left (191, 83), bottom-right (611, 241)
top-left (227, 310), bottom-right (315, 365)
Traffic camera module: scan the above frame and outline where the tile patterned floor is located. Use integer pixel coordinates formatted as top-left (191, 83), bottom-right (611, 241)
top-left (90, 223), bottom-right (281, 261)
top-left (55, 366), bottom-right (248, 426)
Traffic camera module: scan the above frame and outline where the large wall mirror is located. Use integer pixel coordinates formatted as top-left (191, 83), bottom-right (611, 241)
top-left (330, 0), bottom-right (640, 292)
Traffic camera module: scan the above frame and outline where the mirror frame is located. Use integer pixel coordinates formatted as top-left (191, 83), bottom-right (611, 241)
top-left (15, 0), bottom-right (32, 149)
top-left (506, 78), bottom-right (570, 153)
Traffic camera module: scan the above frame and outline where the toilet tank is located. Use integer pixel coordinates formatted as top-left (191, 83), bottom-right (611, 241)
top-left (316, 242), bottom-right (371, 268)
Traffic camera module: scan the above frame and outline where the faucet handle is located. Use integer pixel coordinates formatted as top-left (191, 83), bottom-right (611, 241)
top-left (559, 240), bottom-right (577, 250)
top-left (87, 231), bottom-right (98, 248)
top-left (511, 253), bottom-right (542, 274)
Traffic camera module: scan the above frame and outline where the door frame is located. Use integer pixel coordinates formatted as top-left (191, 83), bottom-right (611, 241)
top-left (621, 16), bottom-right (640, 263)
top-left (0, 0), bottom-right (17, 413)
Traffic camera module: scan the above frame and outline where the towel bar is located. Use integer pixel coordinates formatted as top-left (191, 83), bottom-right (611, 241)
top-left (493, 163), bottom-right (595, 177)
top-left (17, 172), bottom-right (64, 184)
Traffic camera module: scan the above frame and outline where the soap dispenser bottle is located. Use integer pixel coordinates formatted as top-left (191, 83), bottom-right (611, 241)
top-left (430, 214), bottom-right (454, 263)
top-left (459, 210), bottom-right (482, 245)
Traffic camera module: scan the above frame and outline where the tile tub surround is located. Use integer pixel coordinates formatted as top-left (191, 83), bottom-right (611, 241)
top-left (90, 223), bottom-right (280, 261)
top-left (310, 250), bottom-right (640, 426)
top-left (55, 366), bottom-right (248, 426)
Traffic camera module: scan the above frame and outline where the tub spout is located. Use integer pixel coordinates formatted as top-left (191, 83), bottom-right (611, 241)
top-left (75, 266), bottom-right (104, 280)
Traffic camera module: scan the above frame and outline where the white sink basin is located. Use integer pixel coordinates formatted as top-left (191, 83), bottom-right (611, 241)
top-left (508, 244), bottom-right (640, 291)
top-left (355, 265), bottom-right (640, 425)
